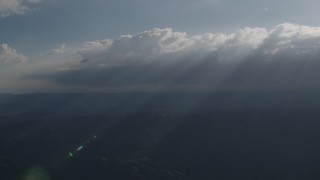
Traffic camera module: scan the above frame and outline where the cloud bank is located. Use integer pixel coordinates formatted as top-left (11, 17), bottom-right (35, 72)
top-left (0, 43), bottom-right (27, 63)
top-left (24, 23), bottom-right (320, 92)
top-left (0, 0), bottom-right (42, 18)
top-left (44, 43), bottom-right (67, 56)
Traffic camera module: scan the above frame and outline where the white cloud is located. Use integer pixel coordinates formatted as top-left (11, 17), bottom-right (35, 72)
top-left (74, 26), bottom-right (268, 66)
top-left (260, 23), bottom-right (320, 55)
top-left (73, 23), bottom-right (320, 67)
top-left (44, 43), bottom-right (67, 56)
top-left (77, 39), bottom-right (113, 63)
top-left (0, 0), bottom-right (42, 18)
top-left (25, 23), bottom-right (320, 91)
top-left (0, 43), bottom-right (27, 63)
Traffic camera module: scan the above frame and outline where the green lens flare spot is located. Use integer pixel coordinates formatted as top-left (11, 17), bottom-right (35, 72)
top-left (76, 145), bottom-right (84, 152)
top-left (68, 152), bottom-right (74, 158)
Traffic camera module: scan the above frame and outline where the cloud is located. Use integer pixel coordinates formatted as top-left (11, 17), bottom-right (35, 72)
top-left (0, 0), bottom-right (42, 18)
top-left (75, 27), bottom-right (267, 66)
top-left (25, 23), bottom-right (320, 92)
top-left (44, 43), bottom-right (67, 56)
top-left (0, 43), bottom-right (27, 63)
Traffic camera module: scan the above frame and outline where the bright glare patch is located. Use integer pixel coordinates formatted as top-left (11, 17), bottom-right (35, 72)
top-left (19, 166), bottom-right (50, 180)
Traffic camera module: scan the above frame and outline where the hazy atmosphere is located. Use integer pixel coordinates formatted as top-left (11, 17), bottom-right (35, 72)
top-left (1, 0), bottom-right (320, 93)
top-left (3, 1), bottom-right (320, 180)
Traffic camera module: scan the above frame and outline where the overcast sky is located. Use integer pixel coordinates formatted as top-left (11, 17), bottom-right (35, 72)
top-left (1, 0), bottom-right (320, 93)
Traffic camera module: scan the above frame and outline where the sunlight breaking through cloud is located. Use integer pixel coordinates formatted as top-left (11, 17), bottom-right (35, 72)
top-left (15, 23), bottom-right (320, 92)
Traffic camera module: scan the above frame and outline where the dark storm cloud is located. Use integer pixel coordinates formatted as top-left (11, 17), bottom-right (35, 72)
top-left (27, 23), bottom-right (320, 91)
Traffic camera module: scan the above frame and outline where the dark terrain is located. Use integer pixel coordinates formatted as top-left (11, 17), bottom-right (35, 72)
top-left (1, 92), bottom-right (320, 179)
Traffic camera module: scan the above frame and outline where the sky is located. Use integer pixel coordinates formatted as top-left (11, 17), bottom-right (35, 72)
top-left (1, 0), bottom-right (320, 93)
